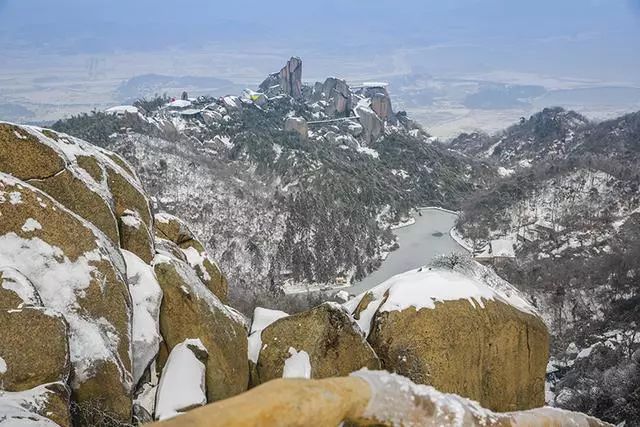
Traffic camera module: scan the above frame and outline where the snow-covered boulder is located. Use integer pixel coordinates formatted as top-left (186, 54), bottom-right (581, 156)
top-left (155, 339), bottom-right (208, 421)
top-left (153, 254), bottom-right (248, 402)
top-left (0, 122), bottom-right (153, 251)
top-left (255, 302), bottom-right (379, 385)
top-left (0, 172), bottom-right (133, 424)
top-left (155, 212), bottom-right (227, 302)
top-left (345, 260), bottom-right (549, 412)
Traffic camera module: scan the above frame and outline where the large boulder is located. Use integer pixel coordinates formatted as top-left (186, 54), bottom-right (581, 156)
top-left (0, 122), bottom-right (153, 253)
top-left (0, 308), bottom-right (70, 391)
top-left (259, 57), bottom-right (303, 99)
top-left (153, 254), bottom-right (248, 402)
top-left (256, 303), bottom-right (380, 384)
top-left (284, 117), bottom-right (309, 140)
top-left (354, 102), bottom-right (383, 144)
top-left (346, 260), bottom-right (549, 412)
top-left (313, 77), bottom-right (352, 117)
top-left (155, 213), bottom-right (228, 302)
top-left (0, 173), bottom-right (133, 424)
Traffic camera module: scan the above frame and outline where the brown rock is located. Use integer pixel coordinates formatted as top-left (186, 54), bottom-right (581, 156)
top-left (119, 209), bottom-right (155, 264)
top-left (284, 117), bottom-right (309, 140)
top-left (256, 303), bottom-right (380, 384)
top-left (153, 254), bottom-right (248, 402)
top-left (155, 213), bottom-right (228, 302)
top-left (0, 308), bottom-right (70, 391)
top-left (359, 266), bottom-right (549, 412)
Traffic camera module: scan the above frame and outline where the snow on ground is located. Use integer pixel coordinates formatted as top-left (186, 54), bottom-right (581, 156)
top-left (105, 105), bottom-right (139, 115)
top-left (282, 347), bottom-right (311, 379)
top-left (122, 250), bottom-right (163, 384)
top-left (155, 339), bottom-right (207, 421)
top-left (248, 307), bottom-right (289, 364)
top-left (0, 356), bottom-right (6, 374)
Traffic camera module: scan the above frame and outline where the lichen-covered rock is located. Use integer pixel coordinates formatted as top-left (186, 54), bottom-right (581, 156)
top-left (119, 209), bottom-right (154, 264)
top-left (256, 303), bottom-right (380, 384)
top-left (0, 308), bottom-right (70, 392)
top-left (0, 382), bottom-right (73, 427)
top-left (155, 212), bottom-right (228, 302)
top-left (0, 122), bottom-right (152, 245)
top-left (0, 173), bottom-right (133, 424)
top-left (347, 262), bottom-right (549, 412)
top-left (0, 267), bottom-right (42, 309)
top-left (153, 254), bottom-right (248, 402)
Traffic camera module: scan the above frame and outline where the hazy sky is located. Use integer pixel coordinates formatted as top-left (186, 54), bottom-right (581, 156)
top-left (1, 0), bottom-right (639, 83)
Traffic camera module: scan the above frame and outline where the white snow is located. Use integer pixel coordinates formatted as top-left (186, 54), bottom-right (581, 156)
top-left (0, 384), bottom-right (63, 427)
top-left (120, 210), bottom-right (142, 229)
top-left (122, 250), bottom-right (163, 384)
top-left (155, 339), bottom-right (207, 421)
top-left (20, 218), bottom-right (42, 233)
top-left (345, 261), bottom-right (538, 337)
top-left (0, 356), bottom-right (6, 374)
top-left (248, 307), bottom-right (289, 364)
top-left (166, 99), bottom-right (192, 109)
top-left (105, 105), bottom-right (139, 115)
top-left (250, 307), bottom-right (289, 334)
top-left (9, 192), bottom-right (22, 205)
top-left (180, 246), bottom-right (211, 281)
top-left (0, 267), bottom-right (40, 306)
top-left (497, 166), bottom-right (515, 177)
top-left (282, 347), bottom-right (311, 379)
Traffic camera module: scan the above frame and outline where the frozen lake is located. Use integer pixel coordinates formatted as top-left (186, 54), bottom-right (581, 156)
top-left (347, 207), bottom-right (468, 295)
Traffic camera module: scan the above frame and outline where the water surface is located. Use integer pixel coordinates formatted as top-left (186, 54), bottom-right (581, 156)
top-left (347, 208), bottom-right (467, 295)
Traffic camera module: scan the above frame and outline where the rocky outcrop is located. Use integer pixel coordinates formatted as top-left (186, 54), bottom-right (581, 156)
top-left (363, 86), bottom-right (393, 121)
top-left (153, 254), bottom-right (248, 402)
top-left (312, 77), bottom-right (352, 117)
top-left (259, 57), bottom-right (303, 99)
top-left (345, 261), bottom-right (549, 412)
top-left (155, 212), bottom-right (228, 302)
top-left (284, 117), bottom-right (309, 140)
top-left (355, 102), bottom-right (384, 144)
top-left (256, 303), bottom-right (380, 384)
top-left (0, 172), bottom-right (133, 424)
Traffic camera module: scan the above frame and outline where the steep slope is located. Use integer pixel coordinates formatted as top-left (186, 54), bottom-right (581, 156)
top-left (452, 111), bottom-right (640, 425)
top-left (53, 58), bottom-right (495, 306)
